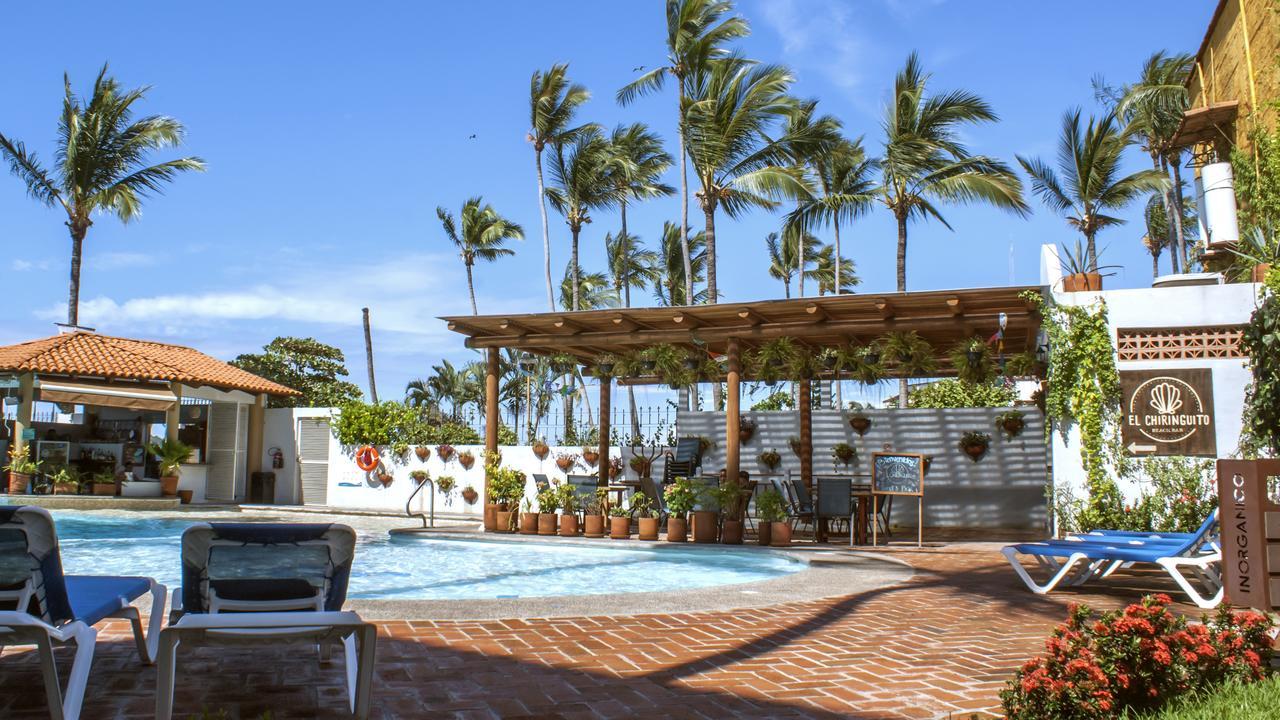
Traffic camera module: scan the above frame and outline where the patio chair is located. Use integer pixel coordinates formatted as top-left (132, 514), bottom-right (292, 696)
top-left (638, 476), bottom-right (668, 524)
top-left (532, 473), bottom-right (551, 495)
top-left (158, 522), bottom-right (375, 720)
top-left (778, 477), bottom-right (815, 534)
top-left (1001, 509), bottom-right (1222, 609)
top-left (662, 437), bottom-right (702, 485)
top-left (815, 477), bottom-right (853, 540)
top-left (0, 505), bottom-right (166, 720)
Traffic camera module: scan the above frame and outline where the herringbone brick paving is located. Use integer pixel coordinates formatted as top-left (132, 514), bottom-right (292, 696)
top-left (0, 542), bottom-right (1197, 719)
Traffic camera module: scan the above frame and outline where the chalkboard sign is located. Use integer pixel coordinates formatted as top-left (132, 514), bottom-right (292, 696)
top-left (872, 453), bottom-right (925, 496)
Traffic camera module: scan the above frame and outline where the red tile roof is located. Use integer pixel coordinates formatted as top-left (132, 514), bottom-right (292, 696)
top-left (0, 332), bottom-right (299, 396)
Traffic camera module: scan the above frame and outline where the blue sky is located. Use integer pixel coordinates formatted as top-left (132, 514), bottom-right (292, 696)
top-left (0, 1), bottom-right (1211, 401)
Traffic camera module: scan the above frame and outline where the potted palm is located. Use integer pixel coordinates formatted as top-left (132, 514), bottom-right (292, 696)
top-left (536, 484), bottom-right (560, 536)
top-left (4, 448), bottom-right (40, 494)
top-left (757, 489), bottom-right (791, 547)
top-left (557, 483), bottom-right (580, 536)
top-left (632, 494), bottom-right (660, 541)
top-left (608, 504), bottom-right (631, 539)
top-left (148, 438), bottom-right (193, 497)
top-left (519, 497), bottom-right (538, 534)
top-left (959, 431), bottom-right (992, 462)
top-left (663, 477), bottom-right (698, 543)
top-left (582, 489), bottom-right (607, 538)
top-left (710, 480), bottom-right (749, 545)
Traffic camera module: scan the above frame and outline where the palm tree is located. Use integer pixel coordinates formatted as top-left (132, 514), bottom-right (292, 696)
top-left (0, 65), bottom-right (205, 327)
top-left (404, 378), bottom-right (441, 419)
top-left (764, 228), bottom-right (819, 298)
top-left (788, 137), bottom-right (879, 295)
top-left (1017, 109), bottom-right (1169, 271)
top-left (607, 232), bottom-right (661, 308)
top-left (1118, 52), bottom-right (1194, 272)
top-left (879, 53), bottom-right (1027, 293)
top-left (605, 123), bottom-right (674, 268)
top-left (684, 56), bottom-right (811, 302)
top-left (529, 64), bottom-right (594, 311)
top-left (654, 221), bottom-right (709, 306)
top-left (780, 100), bottom-right (843, 297)
top-left (618, 0), bottom-right (749, 305)
top-left (1142, 194), bottom-right (1170, 280)
top-left (812, 243), bottom-right (859, 295)
top-left (425, 359), bottom-right (471, 420)
top-left (546, 129), bottom-right (619, 311)
top-left (437, 197), bottom-right (524, 314)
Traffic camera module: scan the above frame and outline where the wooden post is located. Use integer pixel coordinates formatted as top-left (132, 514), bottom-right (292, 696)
top-left (725, 339), bottom-right (741, 484)
top-left (484, 348), bottom-right (499, 529)
top-left (799, 376), bottom-right (817, 540)
top-left (165, 383), bottom-right (183, 442)
top-left (246, 393), bottom-right (265, 477)
top-left (598, 376), bottom-right (611, 485)
top-left (12, 373), bottom-right (34, 457)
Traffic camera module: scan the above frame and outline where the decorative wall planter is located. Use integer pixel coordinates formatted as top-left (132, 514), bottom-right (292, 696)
top-left (638, 517), bottom-right (659, 541)
top-left (629, 456), bottom-right (653, 478)
top-left (519, 512), bottom-right (538, 534)
top-left (788, 437), bottom-right (802, 457)
top-left (848, 415), bottom-right (873, 436)
top-left (959, 432), bottom-right (992, 462)
top-left (758, 450), bottom-right (781, 472)
top-left (414, 446), bottom-right (431, 461)
top-left (532, 442), bottom-right (550, 460)
top-left (555, 454), bottom-right (576, 471)
top-left (436, 444), bottom-right (457, 463)
top-left (462, 487), bottom-right (479, 506)
top-left (666, 517), bottom-right (688, 543)
top-left (738, 417), bottom-right (757, 443)
top-left (537, 513), bottom-right (558, 536)
top-left (996, 411), bottom-right (1026, 440)
top-left (457, 451), bottom-right (475, 470)
top-left (581, 448), bottom-right (599, 467)
top-left (377, 472), bottom-right (394, 487)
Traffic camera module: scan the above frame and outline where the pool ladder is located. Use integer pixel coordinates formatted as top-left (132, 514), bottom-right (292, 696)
top-left (406, 478), bottom-right (435, 528)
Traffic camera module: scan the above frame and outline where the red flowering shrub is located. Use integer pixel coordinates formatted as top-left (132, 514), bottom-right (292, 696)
top-left (1002, 595), bottom-right (1273, 719)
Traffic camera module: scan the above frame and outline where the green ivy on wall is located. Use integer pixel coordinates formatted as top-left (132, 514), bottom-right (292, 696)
top-left (1240, 269), bottom-right (1280, 458)
top-left (1023, 291), bottom-right (1128, 530)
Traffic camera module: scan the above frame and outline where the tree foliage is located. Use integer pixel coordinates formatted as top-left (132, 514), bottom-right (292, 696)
top-left (231, 337), bottom-right (363, 409)
top-left (332, 401), bottom-right (479, 447)
top-left (1240, 269), bottom-right (1280, 457)
top-left (907, 379), bottom-right (1017, 409)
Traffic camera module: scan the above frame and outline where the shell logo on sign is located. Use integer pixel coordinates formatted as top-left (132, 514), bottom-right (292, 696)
top-left (1120, 369), bottom-right (1217, 456)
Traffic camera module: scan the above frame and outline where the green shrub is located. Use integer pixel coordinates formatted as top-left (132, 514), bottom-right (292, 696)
top-left (1239, 269), bottom-right (1280, 457)
top-left (1129, 458), bottom-right (1217, 534)
top-left (331, 402), bottom-right (479, 446)
top-left (907, 379), bottom-right (1017, 408)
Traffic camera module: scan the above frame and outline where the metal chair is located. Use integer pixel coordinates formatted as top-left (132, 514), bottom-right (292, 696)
top-left (779, 477), bottom-right (815, 534)
top-left (638, 476), bottom-right (669, 524)
top-left (662, 437), bottom-right (702, 485)
top-left (816, 477), bottom-right (854, 540)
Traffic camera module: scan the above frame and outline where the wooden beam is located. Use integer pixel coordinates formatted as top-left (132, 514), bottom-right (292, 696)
top-left (498, 318), bottom-right (535, 336)
top-left (672, 312), bottom-right (701, 329)
top-left (553, 316), bottom-right (588, 333)
top-left (804, 303), bottom-right (829, 322)
top-left (946, 297), bottom-right (963, 316)
top-left (736, 307), bottom-right (766, 326)
top-left (875, 299), bottom-right (895, 320)
top-left (609, 314), bottom-right (640, 332)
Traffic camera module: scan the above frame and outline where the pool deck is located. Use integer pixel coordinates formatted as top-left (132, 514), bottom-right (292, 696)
top-left (0, 532), bottom-right (1201, 719)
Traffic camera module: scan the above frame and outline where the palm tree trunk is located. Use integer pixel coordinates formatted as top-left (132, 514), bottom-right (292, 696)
top-left (466, 263), bottom-right (478, 315)
top-left (67, 225), bottom-right (87, 327)
top-left (678, 87), bottom-right (694, 306)
top-left (1152, 251), bottom-right (1160, 280)
top-left (895, 214), bottom-right (908, 292)
top-left (833, 215), bottom-right (843, 296)
top-left (1170, 158), bottom-right (1188, 272)
top-left (1155, 153), bottom-right (1181, 273)
top-left (571, 225), bottom-right (581, 311)
top-left (704, 203), bottom-right (717, 303)
top-left (628, 386), bottom-right (641, 438)
top-left (615, 199), bottom-right (628, 291)
top-left (797, 204), bottom-right (806, 298)
top-left (783, 279), bottom-right (790, 299)
top-left (535, 149), bottom-right (556, 311)
top-left (1085, 230), bottom-right (1099, 273)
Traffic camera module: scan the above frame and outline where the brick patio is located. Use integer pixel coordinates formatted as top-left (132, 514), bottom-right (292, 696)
top-left (0, 542), bottom-right (1198, 719)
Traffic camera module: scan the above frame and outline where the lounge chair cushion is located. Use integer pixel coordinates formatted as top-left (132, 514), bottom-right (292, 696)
top-left (65, 575), bottom-right (151, 626)
top-left (210, 578), bottom-right (319, 604)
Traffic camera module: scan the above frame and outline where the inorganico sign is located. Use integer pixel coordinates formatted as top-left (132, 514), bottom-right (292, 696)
top-left (1120, 369), bottom-right (1217, 456)
top-left (1216, 460), bottom-right (1280, 611)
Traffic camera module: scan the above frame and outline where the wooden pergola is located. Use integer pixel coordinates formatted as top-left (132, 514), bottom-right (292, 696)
top-left (442, 286), bottom-right (1044, 509)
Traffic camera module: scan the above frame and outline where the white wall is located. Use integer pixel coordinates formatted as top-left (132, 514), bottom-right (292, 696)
top-left (263, 408), bottom-right (300, 504)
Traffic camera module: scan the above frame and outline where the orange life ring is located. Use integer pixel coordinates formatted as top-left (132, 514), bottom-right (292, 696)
top-left (355, 445), bottom-right (380, 472)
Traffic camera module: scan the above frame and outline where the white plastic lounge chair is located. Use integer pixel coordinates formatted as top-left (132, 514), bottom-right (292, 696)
top-left (1002, 509), bottom-right (1222, 608)
top-left (0, 505), bottom-right (166, 720)
top-left (156, 522), bottom-right (375, 720)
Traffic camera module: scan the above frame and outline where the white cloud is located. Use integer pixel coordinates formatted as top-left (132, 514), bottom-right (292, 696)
top-left (11, 259), bottom-right (51, 272)
top-left (758, 0), bottom-right (868, 92)
top-left (91, 251), bottom-right (156, 270)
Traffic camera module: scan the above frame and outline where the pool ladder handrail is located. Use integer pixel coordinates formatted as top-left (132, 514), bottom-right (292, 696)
top-left (406, 477), bottom-right (435, 528)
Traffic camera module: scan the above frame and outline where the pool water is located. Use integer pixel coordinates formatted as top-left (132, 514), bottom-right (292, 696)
top-left (42, 510), bottom-right (803, 600)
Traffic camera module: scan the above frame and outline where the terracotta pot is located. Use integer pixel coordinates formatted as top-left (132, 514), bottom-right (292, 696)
top-left (770, 521), bottom-right (792, 547)
top-left (757, 521), bottom-right (772, 546)
top-left (1253, 263), bottom-right (1272, 283)
top-left (494, 510), bottom-right (515, 533)
top-left (666, 517), bottom-right (688, 543)
top-left (92, 483), bottom-right (116, 497)
top-left (691, 510), bottom-right (719, 544)
top-left (849, 416), bottom-right (872, 436)
top-left (584, 515), bottom-right (605, 538)
top-left (721, 519), bottom-right (744, 545)
top-left (538, 513), bottom-right (558, 535)
top-left (610, 516), bottom-right (631, 539)
top-left (462, 487), bottom-right (479, 505)
top-left (559, 514), bottom-right (579, 537)
top-left (520, 512), bottom-right (539, 534)
top-left (414, 446), bottom-right (431, 461)
top-left (533, 444), bottom-right (550, 460)
top-left (638, 517), bottom-right (659, 540)
top-left (458, 453), bottom-right (475, 470)
top-left (1001, 418), bottom-right (1025, 436)
top-left (484, 503), bottom-right (498, 531)
top-left (7, 472), bottom-right (30, 494)
top-left (178, 490), bottom-right (194, 505)
top-left (962, 443), bottom-right (987, 461)
top-left (1062, 271), bottom-right (1103, 292)
top-left (556, 458), bottom-right (573, 471)
top-left (54, 482), bottom-right (78, 495)
top-left (738, 427), bottom-right (754, 443)
top-left (582, 450), bottom-right (599, 467)
top-left (160, 475), bottom-right (180, 497)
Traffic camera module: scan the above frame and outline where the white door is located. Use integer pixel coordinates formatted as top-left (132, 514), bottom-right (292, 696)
top-left (297, 417), bottom-right (330, 506)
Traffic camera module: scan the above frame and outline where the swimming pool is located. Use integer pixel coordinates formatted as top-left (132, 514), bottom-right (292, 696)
top-left (41, 510), bottom-right (804, 600)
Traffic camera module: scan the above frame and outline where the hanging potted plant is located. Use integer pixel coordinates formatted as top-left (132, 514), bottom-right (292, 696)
top-left (608, 504), bottom-right (632, 539)
top-left (409, 469), bottom-right (429, 484)
top-left (555, 452), bottom-right (578, 472)
top-left (391, 441), bottom-right (410, 461)
top-left (923, 456), bottom-right (934, 476)
top-left (758, 449), bottom-right (781, 472)
top-left (377, 470), bottom-right (394, 487)
top-left (557, 484), bottom-right (580, 537)
top-left (995, 409), bottom-right (1027, 439)
top-left (756, 489), bottom-right (789, 547)
top-left (436, 475), bottom-right (456, 504)
top-left (536, 484), bottom-right (560, 536)
top-left (632, 494), bottom-right (659, 540)
top-left (663, 476), bottom-right (699, 543)
top-left (738, 416), bottom-right (757, 443)
top-left (959, 431), bottom-right (992, 462)
top-left (462, 485), bottom-right (479, 505)
top-left (749, 338), bottom-right (798, 385)
top-left (710, 481), bottom-right (749, 545)
top-left (848, 414), bottom-right (873, 436)
top-left (836, 343), bottom-right (888, 386)
top-left (595, 352), bottom-right (618, 377)
top-left (950, 338), bottom-right (995, 384)
top-left (519, 497), bottom-right (538, 535)
top-left (583, 489), bottom-right (607, 538)
top-left (607, 456), bottom-right (622, 480)
top-left (4, 449), bottom-right (40, 494)
top-left (147, 437), bottom-right (193, 497)
top-left (628, 453), bottom-right (653, 478)
top-left (436, 444), bottom-right (457, 463)
top-left (532, 439), bottom-right (550, 460)
top-left (788, 436), bottom-right (803, 457)
top-left (880, 331), bottom-right (937, 376)
top-left (549, 352), bottom-right (576, 375)
top-left (581, 446), bottom-right (599, 467)
top-left (831, 442), bottom-right (857, 468)
top-left (457, 450), bottom-right (476, 470)
top-left (414, 445), bottom-right (431, 461)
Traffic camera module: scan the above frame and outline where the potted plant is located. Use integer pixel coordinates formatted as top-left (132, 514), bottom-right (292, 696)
top-left (996, 409), bottom-right (1027, 439)
top-left (582, 489), bottom-right (607, 538)
top-left (409, 469), bottom-right (429, 484)
top-left (519, 497), bottom-right (538, 534)
top-left (959, 431), bottom-right (992, 462)
top-left (663, 477), bottom-right (699, 543)
top-left (581, 447), bottom-right (599, 467)
top-left (835, 343), bottom-right (886, 385)
top-left (608, 504), bottom-right (631, 539)
top-left (629, 454), bottom-right (653, 478)
top-left (532, 439), bottom-right (550, 460)
top-left (595, 352), bottom-right (618, 376)
top-left (758, 449), bottom-right (782, 472)
top-left (691, 490), bottom-right (718, 545)
top-left (632, 494), bottom-right (659, 540)
top-left (950, 338), bottom-right (995, 384)
top-left (487, 464), bottom-right (525, 532)
top-left (557, 483), bottom-right (580, 536)
top-left (90, 471), bottom-right (117, 496)
top-left (710, 481), bottom-right (748, 545)
top-left (555, 452), bottom-right (578, 472)
top-left (147, 437), bottom-right (193, 497)
top-left (788, 436), bottom-right (803, 457)
top-left (607, 456), bottom-right (623, 480)
top-left (436, 444), bottom-right (457, 462)
top-left (536, 483), bottom-right (560, 536)
top-left (31, 473), bottom-right (51, 495)
top-left (4, 448), bottom-right (40, 494)
top-left (391, 441), bottom-right (410, 461)
top-left (831, 442), bottom-right (857, 468)
top-left (757, 489), bottom-right (789, 546)
top-left (461, 485), bottom-right (479, 505)
top-left (457, 450), bottom-right (475, 470)
top-left (848, 414), bottom-right (873, 436)
top-left (880, 330), bottom-right (936, 375)
top-left (1058, 239), bottom-right (1117, 292)
top-left (738, 416), bottom-right (757, 443)
top-left (436, 475), bottom-right (456, 504)
top-left (414, 446), bottom-right (431, 461)
top-left (50, 465), bottom-right (81, 495)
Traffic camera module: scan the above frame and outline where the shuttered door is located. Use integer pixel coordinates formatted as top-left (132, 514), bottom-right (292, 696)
top-left (206, 402), bottom-right (243, 501)
top-left (298, 418), bottom-right (330, 506)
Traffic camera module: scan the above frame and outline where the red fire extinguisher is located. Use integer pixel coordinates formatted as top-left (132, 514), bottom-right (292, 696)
top-left (269, 447), bottom-right (284, 469)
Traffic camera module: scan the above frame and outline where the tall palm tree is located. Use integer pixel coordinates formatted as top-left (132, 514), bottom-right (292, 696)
top-left (780, 100), bottom-right (843, 297)
top-left (1142, 194), bottom-right (1170, 280)
top-left (684, 56), bottom-right (810, 302)
top-left (547, 129), bottom-right (619, 310)
top-left (606, 231), bottom-right (660, 436)
top-left (1017, 109), bottom-right (1169, 270)
top-left (404, 378), bottom-right (441, 419)
top-left (1118, 52), bottom-right (1193, 272)
top-left (654, 221), bottom-right (709, 306)
top-left (618, 0), bottom-right (749, 306)
top-left (0, 65), bottom-right (205, 327)
top-left (812, 243), bottom-right (859, 295)
top-left (605, 123), bottom-right (674, 268)
top-left (879, 53), bottom-right (1027, 293)
top-left (437, 197), bottom-right (524, 314)
top-left (425, 359), bottom-right (471, 420)
top-left (529, 64), bottom-right (594, 311)
top-left (788, 137), bottom-right (879, 295)
top-left (764, 228), bottom-right (819, 298)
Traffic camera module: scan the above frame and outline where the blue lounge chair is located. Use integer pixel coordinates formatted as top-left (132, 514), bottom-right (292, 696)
top-left (157, 522), bottom-right (375, 720)
top-left (1002, 509), bottom-right (1222, 608)
top-left (0, 505), bottom-right (166, 720)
